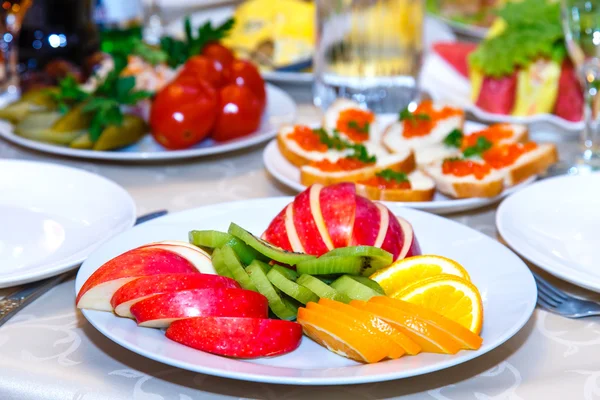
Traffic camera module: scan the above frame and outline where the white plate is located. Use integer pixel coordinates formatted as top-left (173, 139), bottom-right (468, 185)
top-left (497, 173), bottom-right (600, 292)
top-left (0, 85), bottom-right (295, 162)
top-left (421, 53), bottom-right (584, 135)
top-left (76, 198), bottom-right (536, 385)
top-left (0, 160), bottom-right (135, 288)
top-left (263, 119), bottom-right (536, 215)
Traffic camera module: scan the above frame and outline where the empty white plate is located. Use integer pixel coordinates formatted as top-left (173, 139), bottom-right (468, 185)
top-left (497, 173), bottom-right (600, 292)
top-left (0, 160), bottom-right (136, 287)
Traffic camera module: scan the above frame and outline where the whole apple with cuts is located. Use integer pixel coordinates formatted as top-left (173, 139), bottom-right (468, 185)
top-left (262, 183), bottom-right (420, 261)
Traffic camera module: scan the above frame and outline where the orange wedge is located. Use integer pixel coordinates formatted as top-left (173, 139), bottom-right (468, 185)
top-left (369, 297), bottom-right (483, 350)
top-left (370, 255), bottom-right (471, 296)
top-left (297, 305), bottom-right (388, 363)
top-left (317, 298), bottom-right (414, 358)
top-left (350, 300), bottom-right (462, 354)
top-left (393, 274), bottom-right (483, 335)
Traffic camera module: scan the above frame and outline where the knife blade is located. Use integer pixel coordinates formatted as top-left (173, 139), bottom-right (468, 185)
top-left (0, 209), bottom-right (168, 328)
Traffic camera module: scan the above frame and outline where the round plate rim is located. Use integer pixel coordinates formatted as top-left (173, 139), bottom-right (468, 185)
top-left (77, 198), bottom-right (537, 385)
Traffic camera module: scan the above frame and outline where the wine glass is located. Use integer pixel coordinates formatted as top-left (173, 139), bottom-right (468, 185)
top-left (562, 0), bottom-right (600, 174)
top-left (143, 0), bottom-right (163, 46)
top-left (0, 0), bottom-right (32, 95)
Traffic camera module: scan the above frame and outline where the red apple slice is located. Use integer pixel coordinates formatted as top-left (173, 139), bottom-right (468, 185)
top-left (320, 182), bottom-right (356, 248)
top-left (76, 247), bottom-right (200, 311)
top-left (350, 195), bottom-right (381, 247)
top-left (292, 184), bottom-right (330, 255)
top-left (380, 209), bottom-right (404, 260)
top-left (284, 204), bottom-right (306, 253)
top-left (130, 288), bottom-right (268, 328)
top-left (166, 317), bottom-right (302, 358)
top-left (261, 207), bottom-right (293, 251)
top-left (141, 241), bottom-right (215, 274)
top-left (396, 216), bottom-right (421, 259)
top-left (111, 273), bottom-right (240, 318)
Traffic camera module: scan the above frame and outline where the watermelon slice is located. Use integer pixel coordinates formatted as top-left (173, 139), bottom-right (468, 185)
top-left (476, 73), bottom-right (518, 115)
top-left (433, 41), bottom-right (478, 78)
top-left (554, 60), bottom-right (584, 122)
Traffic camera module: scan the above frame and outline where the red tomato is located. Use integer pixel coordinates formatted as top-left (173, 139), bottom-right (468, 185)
top-left (177, 55), bottom-right (224, 88)
top-left (150, 79), bottom-right (218, 149)
top-left (226, 59), bottom-right (266, 110)
top-left (201, 42), bottom-right (235, 68)
top-left (212, 84), bottom-right (262, 142)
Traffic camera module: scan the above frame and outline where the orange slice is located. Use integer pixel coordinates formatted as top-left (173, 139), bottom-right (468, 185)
top-left (370, 255), bottom-right (470, 296)
top-left (317, 298), bottom-right (414, 358)
top-left (394, 275), bottom-right (483, 335)
top-left (297, 305), bottom-right (388, 363)
top-left (369, 297), bottom-right (483, 350)
top-left (350, 300), bottom-right (462, 354)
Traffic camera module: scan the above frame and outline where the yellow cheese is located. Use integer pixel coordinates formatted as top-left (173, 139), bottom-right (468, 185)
top-left (511, 60), bottom-right (560, 116)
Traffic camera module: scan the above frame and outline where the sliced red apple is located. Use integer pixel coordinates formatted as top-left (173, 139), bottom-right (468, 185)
top-left (284, 203), bottom-right (306, 253)
top-left (292, 184), bottom-right (331, 255)
top-left (165, 316), bottom-right (302, 358)
top-left (111, 273), bottom-right (240, 318)
top-left (319, 182), bottom-right (356, 248)
top-left (76, 247), bottom-right (200, 311)
top-left (261, 207), bottom-right (293, 251)
top-left (350, 195), bottom-right (381, 247)
top-left (396, 215), bottom-right (421, 259)
top-left (130, 288), bottom-right (268, 328)
top-left (141, 241), bottom-right (215, 274)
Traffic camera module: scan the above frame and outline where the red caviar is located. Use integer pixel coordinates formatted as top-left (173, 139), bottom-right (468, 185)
top-left (336, 109), bottom-right (374, 143)
top-left (442, 159), bottom-right (491, 180)
top-left (403, 100), bottom-right (463, 138)
top-left (483, 142), bottom-right (538, 169)
top-left (359, 176), bottom-right (412, 190)
top-left (310, 157), bottom-right (372, 172)
top-left (462, 124), bottom-right (514, 150)
top-left (287, 125), bottom-right (328, 152)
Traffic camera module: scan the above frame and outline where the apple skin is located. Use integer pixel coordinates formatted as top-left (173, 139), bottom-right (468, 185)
top-left (292, 185), bottom-right (330, 255)
top-left (166, 316), bottom-right (302, 358)
top-left (261, 206), bottom-right (293, 252)
top-left (111, 273), bottom-right (240, 318)
top-left (76, 247), bottom-right (200, 311)
top-left (130, 288), bottom-right (269, 328)
top-left (319, 182), bottom-right (356, 248)
top-left (350, 195), bottom-right (381, 247)
top-left (396, 216), bottom-right (421, 259)
top-left (140, 241), bottom-right (216, 274)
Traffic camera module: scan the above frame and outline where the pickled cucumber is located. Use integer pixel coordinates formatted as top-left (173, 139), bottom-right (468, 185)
top-left (93, 114), bottom-right (147, 150)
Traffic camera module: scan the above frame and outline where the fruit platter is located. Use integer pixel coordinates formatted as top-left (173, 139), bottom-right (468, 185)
top-left (75, 183), bottom-right (537, 385)
top-left (420, 0), bottom-right (584, 132)
top-left (264, 97), bottom-right (557, 214)
top-left (0, 17), bottom-right (295, 161)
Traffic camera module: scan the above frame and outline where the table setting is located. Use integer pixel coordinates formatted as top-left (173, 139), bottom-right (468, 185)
top-left (1, 0), bottom-right (600, 399)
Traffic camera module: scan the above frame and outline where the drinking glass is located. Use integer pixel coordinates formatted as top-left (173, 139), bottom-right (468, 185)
top-left (562, 0), bottom-right (600, 173)
top-left (143, 0), bottom-right (163, 46)
top-left (313, 0), bottom-right (423, 113)
top-left (0, 0), bottom-right (32, 94)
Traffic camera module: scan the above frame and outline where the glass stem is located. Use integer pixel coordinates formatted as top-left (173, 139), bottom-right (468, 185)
top-left (581, 63), bottom-right (600, 164)
top-left (1, 24), bottom-right (19, 93)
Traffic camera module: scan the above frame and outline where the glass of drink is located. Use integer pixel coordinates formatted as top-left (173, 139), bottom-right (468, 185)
top-left (143, 0), bottom-right (163, 46)
top-left (562, 0), bottom-right (600, 173)
top-left (313, 0), bottom-right (423, 113)
top-left (0, 0), bottom-right (32, 94)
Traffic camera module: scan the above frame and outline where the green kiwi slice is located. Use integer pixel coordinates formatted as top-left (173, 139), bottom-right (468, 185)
top-left (228, 223), bottom-right (315, 265)
top-left (348, 276), bottom-right (385, 295)
top-left (189, 230), bottom-right (266, 265)
top-left (248, 259), bottom-right (271, 275)
top-left (295, 255), bottom-right (364, 276)
top-left (271, 264), bottom-right (298, 281)
top-left (267, 268), bottom-right (319, 304)
top-left (210, 247), bottom-right (233, 279)
top-left (330, 275), bottom-right (380, 301)
top-left (321, 246), bottom-right (393, 276)
top-left (246, 261), bottom-right (296, 320)
top-left (296, 274), bottom-right (351, 303)
top-left (220, 245), bottom-right (257, 292)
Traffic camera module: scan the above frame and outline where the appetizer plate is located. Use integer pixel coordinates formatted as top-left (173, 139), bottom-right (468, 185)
top-left (0, 85), bottom-right (296, 162)
top-left (77, 198), bottom-right (536, 385)
top-left (263, 119), bottom-right (536, 215)
top-left (420, 53), bottom-right (584, 134)
top-left (497, 173), bottom-right (600, 292)
top-left (0, 160), bottom-right (135, 287)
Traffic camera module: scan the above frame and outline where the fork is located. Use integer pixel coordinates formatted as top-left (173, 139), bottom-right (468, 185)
top-left (534, 272), bottom-right (600, 318)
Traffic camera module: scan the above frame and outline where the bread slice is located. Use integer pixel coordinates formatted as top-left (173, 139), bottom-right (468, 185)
top-left (494, 143), bottom-right (558, 186)
top-left (355, 170), bottom-right (436, 202)
top-left (323, 98), bottom-right (377, 144)
top-left (300, 149), bottom-right (416, 187)
top-left (423, 161), bottom-right (505, 199)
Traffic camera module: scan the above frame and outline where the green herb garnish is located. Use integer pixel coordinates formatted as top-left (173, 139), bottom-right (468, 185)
top-left (443, 156), bottom-right (463, 163)
top-left (443, 129), bottom-right (464, 148)
top-left (347, 120), bottom-right (370, 134)
top-left (376, 169), bottom-right (409, 183)
top-left (399, 107), bottom-right (431, 124)
top-left (49, 75), bottom-right (90, 114)
top-left (313, 128), bottom-right (377, 163)
top-left (462, 136), bottom-right (492, 158)
top-left (348, 144), bottom-right (377, 164)
top-left (160, 17), bottom-right (235, 68)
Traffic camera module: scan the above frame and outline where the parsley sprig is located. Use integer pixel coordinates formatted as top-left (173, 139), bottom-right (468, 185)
top-left (49, 76), bottom-right (89, 114)
top-left (347, 120), bottom-right (370, 134)
top-left (462, 136), bottom-right (492, 158)
top-left (376, 169), bottom-right (409, 183)
top-left (160, 17), bottom-right (235, 68)
top-left (399, 107), bottom-right (431, 125)
top-left (313, 128), bottom-right (377, 164)
top-left (443, 129), bottom-right (464, 148)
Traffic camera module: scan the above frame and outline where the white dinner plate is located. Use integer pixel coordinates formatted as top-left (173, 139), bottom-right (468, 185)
top-left (77, 198), bottom-right (536, 385)
top-left (0, 85), bottom-right (295, 162)
top-left (263, 119), bottom-right (536, 215)
top-left (0, 160), bottom-right (136, 288)
top-left (421, 53), bottom-right (584, 135)
top-left (497, 173), bottom-right (600, 292)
